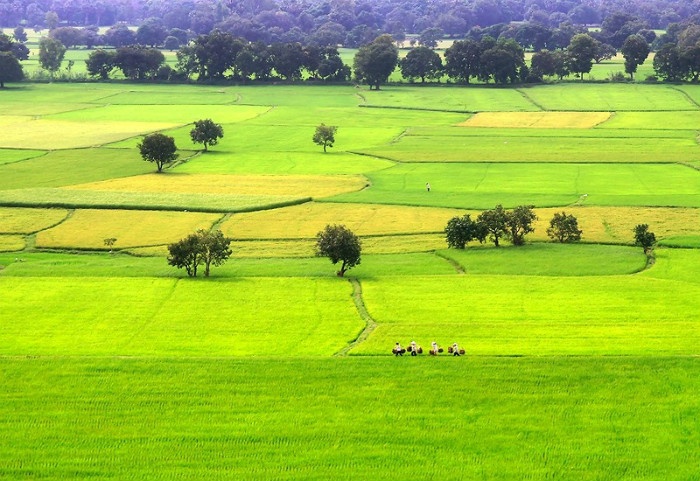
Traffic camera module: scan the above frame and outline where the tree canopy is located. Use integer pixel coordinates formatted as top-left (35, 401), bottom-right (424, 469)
top-left (0, 52), bottom-right (24, 88)
top-left (167, 229), bottom-right (232, 277)
top-left (190, 119), bottom-right (224, 152)
top-left (353, 34), bottom-right (399, 90)
top-left (547, 212), bottom-right (582, 243)
top-left (315, 224), bottom-right (362, 277)
top-left (312, 124), bottom-right (337, 153)
top-left (138, 133), bottom-right (178, 172)
top-left (633, 224), bottom-right (657, 255)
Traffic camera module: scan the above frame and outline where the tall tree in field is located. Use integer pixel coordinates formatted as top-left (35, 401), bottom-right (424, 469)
top-left (621, 34), bottom-right (650, 80)
top-left (190, 119), bottom-right (224, 152)
top-left (0, 52), bottom-right (24, 88)
top-left (85, 49), bottom-right (117, 79)
top-left (312, 124), bottom-right (337, 152)
top-left (38, 37), bottom-right (66, 79)
top-left (198, 229), bottom-right (233, 277)
top-left (547, 212), bottom-right (582, 243)
top-left (168, 232), bottom-right (204, 277)
top-left (444, 39), bottom-right (483, 84)
top-left (138, 133), bottom-right (178, 172)
top-left (316, 224), bottom-right (362, 277)
top-left (353, 34), bottom-right (399, 90)
top-left (567, 33), bottom-right (597, 79)
top-left (505, 205), bottom-right (537, 246)
top-left (444, 214), bottom-right (486, 249)
top-left (633, 224), bottom-right (656, 255)
top-left (400, 46), bottom-right (443, 83)
top-left (477, 204), bottom-right (508, 247)
top-left (653, 44), bottom-right (685, 82)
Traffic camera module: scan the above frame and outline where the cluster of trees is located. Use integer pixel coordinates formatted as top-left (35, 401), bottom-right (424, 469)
top-left (138, 119), bottom-right (224, 172)
top-left (168, 229), bottom-right (233, 277)
top-left (445, 206), bottom-right (585, 249)
top-left (652, 21), bottom-right (700, 81)
top-left (3, 0), bottom-right (699, 39)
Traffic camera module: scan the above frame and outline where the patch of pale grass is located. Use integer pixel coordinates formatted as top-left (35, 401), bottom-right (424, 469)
top-left (68, 173), bottom-right (367, 198)
top-left (36, 209), bottom-right (220, 249)
top-left (0, 207), bottom-right (68, 234)
top-left (221, 202), bottom-right (467, 239)
top-left (532, 206), bottom-right (700, 244)
top-left (0, 119), bottom-right (180, 149)
top-left (460, 112), bottom-right (611, 128)
top-left (0, 235), bottom-right (24, 252)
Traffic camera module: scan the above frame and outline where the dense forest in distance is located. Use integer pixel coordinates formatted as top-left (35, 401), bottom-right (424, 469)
top-left (2, 0), bottom-right (700, 35)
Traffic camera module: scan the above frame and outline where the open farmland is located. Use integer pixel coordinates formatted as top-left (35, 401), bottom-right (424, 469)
top-left (0, 82), bottom-right (699, 480)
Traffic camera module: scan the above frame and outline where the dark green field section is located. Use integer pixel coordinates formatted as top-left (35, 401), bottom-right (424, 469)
top-left (1, 357), bottom-right (698, 481)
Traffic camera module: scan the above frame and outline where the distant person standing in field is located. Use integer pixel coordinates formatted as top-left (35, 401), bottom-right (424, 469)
top-left (393, 342), bottom-right (404, 356)
top-left (426, 182), bottom-right (431, 192)
top-left (452, 342), bottom-right (460, 356)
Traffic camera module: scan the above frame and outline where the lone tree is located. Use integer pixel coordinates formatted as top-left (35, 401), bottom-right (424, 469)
top-left (316, 224), bottom-right (361, 277)
top-left (621, 34), bottom-right (650, 80)
top-left (38, 37), bottom-right (66, 79)
top-left (633, 224), bottom-right (657, 255)
top-left (444, 214), bottom-right (486, 249)
top-left (477, 204), bottom-right (508, 247)
top-left (138, 132), bottom-right (178, 172)
top-left (190, 119), bottom-right (224, 152)
top-left (505, 205), bottom-right (537, 246)
top-left (0, 52), bottom-right (24, 88)
top-left (167, 229), bottom-right (232, 277)
top-left (312, 124), bottom-right (337, 153)
top-left (353, 34), bottom-right (399, 90)
top-left (547, 211), bottom-right (582, 243)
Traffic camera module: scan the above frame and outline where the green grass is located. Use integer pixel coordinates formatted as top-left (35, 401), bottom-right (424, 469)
top-left (1, 357), bottom-right (698, 480)
top-left (0, 276), bottom-right (362, 356)
top-left (519, 83), bottom-right (699, 111)
top-left (438, 243), bottom-right (646, 276)
top-left (0, 149), bottom-right (156, 190)
top-left (328, 162), bottom-right (700, 209)
top-left (0, 149), bottom-right (46, 165)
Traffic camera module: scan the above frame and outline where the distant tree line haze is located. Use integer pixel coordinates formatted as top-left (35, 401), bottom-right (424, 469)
top-left (2, 0), bottom-right (700, 37)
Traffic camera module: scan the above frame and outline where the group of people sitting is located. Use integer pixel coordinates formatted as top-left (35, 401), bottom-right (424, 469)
top-left (392, 341), bottom-right (465, 357)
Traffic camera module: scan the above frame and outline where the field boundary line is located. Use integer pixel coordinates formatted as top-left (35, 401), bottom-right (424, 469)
top-left (669, 86), bottom-right (700, 109)
top-left (434, 251), bottom-right (466, 274)
top-left (515, 88), bottom-right (547, 111)
top-left (358, 104), bottom-right (473, 114)
top-left (334, 278), bottom-right (377, 356)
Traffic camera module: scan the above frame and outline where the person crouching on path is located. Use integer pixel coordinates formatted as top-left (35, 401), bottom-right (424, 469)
top-left (430, 341), bottom-right (439, 355)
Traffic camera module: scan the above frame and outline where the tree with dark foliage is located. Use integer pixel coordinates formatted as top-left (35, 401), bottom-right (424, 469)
top-left (633, 224), bottom-right (656, 255)
top-left (138, 133), bottom-right (178, 172)
top-left (316, 224), bottom-right (361, 277)
top-left (353, 34), bottom-right (398, 90)
top-left (444, 214), bottom-right (487, 249)
top-left (547, 212), bottom-right (582, 243)
top-left (0, 52), bottom-right (23, 87)
top-left (504, 205), bottom-right (537, 246)
top-left (313, 124), bottom-right (337, 152)
top-left (190, 119), bottom-right (224, 152)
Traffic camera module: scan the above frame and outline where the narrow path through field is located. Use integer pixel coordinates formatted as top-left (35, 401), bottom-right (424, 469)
top-left (515, 88), bottom-right (547, 111)
top-left (434, 251), bottom-right (466, 274)
top-left (334, 278), bottom-right (377, 356)
top-left (670, 86), bottom-right (700, 109)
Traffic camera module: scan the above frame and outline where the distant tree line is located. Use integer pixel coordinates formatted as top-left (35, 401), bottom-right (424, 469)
top-left (3, 0), bottom-right (700, 38)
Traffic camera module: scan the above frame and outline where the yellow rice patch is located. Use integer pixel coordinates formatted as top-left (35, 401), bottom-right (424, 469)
top-left (0, 119), bottom-right (180, 149)
top-left (460, 112), bottom-right (611, 128)
top-left (67, 173), bottom-right (368, 198)
top-left (531, 206), bottom-right (700, 243)
top-left (0, 235), bottom-right (25, 252)
top-left (221, 202), bottom-right (469, 239)
top-left (0, 207), bottom-right (68, 234)
top-left (36, 209), bottom-right (221, 249)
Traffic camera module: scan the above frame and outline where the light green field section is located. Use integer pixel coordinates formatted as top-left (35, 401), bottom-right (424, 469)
top-left (0, 118), bottom-right (179, 150)
top-left (0, 207), bottom-right (67, 233)
top-left (359, 128), bottom-right (700, 163)
top-left (49, 104), bottom-right (270, 124)
top-left (519, 83), bottom-right (699, 111)
top-left (0, 277), bottom-right (361, 356)
top-left (461, 111), bottom-right (611, 128)
top-left (329, 163), bottom-right (700, 208)
top-left (599, 110), bottom-right (700, 129)
top-left (35, 209), bottom-right (220, 250)
top-left (0, 83), bottom-right (125, 105)
top-left (232, 85), bottom-right (361, 107)
top-left (356, 274), bottom-right (700, 355)
top-left (173, 151), bottom-right (394, 175)
top-left (0, 149), bottom-right (155, 190)
top-left (1, 357), bottom-right (697, 481)
top-left (358, 86), bottom-right (542, 111)
top-left (0, 235), bottom-right (24, 251)
top-left (0, 149), bottom-right (46, 166)
top-left (221, 202), bottom-right (466, 239)
top-left (438, 243), bottom-right (646, 276)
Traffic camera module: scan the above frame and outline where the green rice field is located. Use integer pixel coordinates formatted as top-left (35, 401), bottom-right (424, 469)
top-left (0, 81), bottom-right (699, 480)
